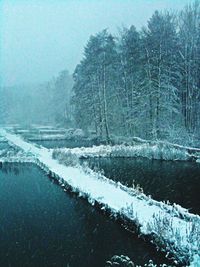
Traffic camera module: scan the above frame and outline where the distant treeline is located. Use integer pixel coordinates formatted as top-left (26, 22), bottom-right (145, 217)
top-left (0, 70), bottom-right (73, 126)
top-left (72, 1), bottom-right (200, 144)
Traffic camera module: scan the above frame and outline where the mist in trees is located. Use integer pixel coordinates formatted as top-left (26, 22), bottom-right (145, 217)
top-left (0, 1), bottom-right (199, 146)
top-left (72, 2), bottom-right (200, 145)
top-left (0, 70), bottom-right (73, 127)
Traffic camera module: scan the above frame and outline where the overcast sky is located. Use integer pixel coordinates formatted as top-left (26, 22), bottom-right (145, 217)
top-left (0, 0), bottom-right (192, 87)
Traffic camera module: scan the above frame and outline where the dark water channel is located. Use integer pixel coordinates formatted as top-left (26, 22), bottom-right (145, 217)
top-left (85, 157), bottom-right (200, 215)
top-left (28, 138), bottom-right (200, 215)
top-left (0, 163), bottom-right (171, 267)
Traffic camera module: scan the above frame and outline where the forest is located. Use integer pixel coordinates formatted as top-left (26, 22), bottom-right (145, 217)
top-left (0, 70), bottom-right (73, 126)
top-left (72, 1), bottom-right (200, 145)
top-left (1, 2), bottom-right (199, 147)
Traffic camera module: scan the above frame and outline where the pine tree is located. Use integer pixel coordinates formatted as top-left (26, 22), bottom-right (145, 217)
top-left (142, 11), bottom-right (181, 139)
top-left (178, 1), bottom-right (200, 133)
top-left (72, 30), bottom-right (119, 142)
top-left (118, 26), bottom-right (142, 136)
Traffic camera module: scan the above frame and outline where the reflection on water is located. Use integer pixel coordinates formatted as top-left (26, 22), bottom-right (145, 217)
top-left (0, 163), bottom-right (171, 267)
top-left (85, 157), bottom-right (200, 215)
top-left (0, 162), bottom-right (21, 175)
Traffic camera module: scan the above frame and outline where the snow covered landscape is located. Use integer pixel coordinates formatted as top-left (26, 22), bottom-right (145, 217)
top-left (1, 1), bottom-right (200, 266)
top-left (0, 127), bottom-right (200, 266)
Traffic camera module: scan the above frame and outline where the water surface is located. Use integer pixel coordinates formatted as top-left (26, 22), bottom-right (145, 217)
top-left (85, 157), bottom-right (200, 215)
top-left (0, 163), bottom-right (171, 267)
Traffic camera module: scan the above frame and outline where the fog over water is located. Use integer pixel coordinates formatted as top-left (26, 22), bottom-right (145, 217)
top-left (0, 0), bottom-right (191, 87)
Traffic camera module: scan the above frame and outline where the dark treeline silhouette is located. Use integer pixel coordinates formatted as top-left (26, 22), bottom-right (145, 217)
top-left (72, 2), bottom-right (200, 145)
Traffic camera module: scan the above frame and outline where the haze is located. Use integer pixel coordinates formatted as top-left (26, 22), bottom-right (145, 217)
top-left (0, 0), bottom-right (191, 87)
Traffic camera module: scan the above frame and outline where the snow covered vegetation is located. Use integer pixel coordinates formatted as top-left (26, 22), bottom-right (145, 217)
top-left (0, 147), bottom-right (36, 164)
top-left (11, 126), bottom-right (86, 141)
top-left (105, 255), bottom-right (170, 267)
top-left (0, 137), bottom-right (7, 142)
top-left (52, 141), bottom-right (200, 162)
top-left (1, 129), bottom-right (200, 266)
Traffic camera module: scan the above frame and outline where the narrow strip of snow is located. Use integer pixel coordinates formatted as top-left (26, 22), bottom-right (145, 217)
top-left (53, 143), bottom-right (195, 161)
top-left (0, 136), bottom-right (7, 142)
top-left (0, 128), bottom-right (199, 265)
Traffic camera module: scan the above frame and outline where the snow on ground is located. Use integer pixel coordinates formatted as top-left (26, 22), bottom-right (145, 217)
top-left (52, 142), bottom-right (199, 162)
top-left (0, 128), bottom-right (200, 265)
top-left (0, 149), bottom-right (35, 163)
top-left (0, 138), bottom-right (36, 163)
top-left (0, 136), bottom-right (7, 142)
top-left (10, 127), bottom-right (85, 141)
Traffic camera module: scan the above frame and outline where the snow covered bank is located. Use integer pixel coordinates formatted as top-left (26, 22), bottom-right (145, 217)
top-left (0, 137), bottom-right (7, 142)
top-left (53, 142), bottom-right (200, 162)
top-left (3, 125), bottom-right (87, 142)
top-left (105, 256), bottom-right (172, 267)
top-left (12, 126), bottom-right (86, 141)
top-left (0, 147), bottom-right (36, 164)
top-left (1, 128), bottom-right (200, 265)
top-left (0, 153), bottom-right (35, 164)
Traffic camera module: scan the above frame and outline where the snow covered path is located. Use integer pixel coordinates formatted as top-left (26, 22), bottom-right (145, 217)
top-left (0, 128), bottom-right (200, 266)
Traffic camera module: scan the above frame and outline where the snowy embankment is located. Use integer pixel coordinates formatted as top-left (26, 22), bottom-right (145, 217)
top-left (0, 149), bottom-right (35, 164)
top-left (0, 136), bottom-right (7, 142)
top-left (0, 129), bottom-right (200, 266)
top-left (12, 127), bottom-right (86, 141)
top-left (53, 142), bottom-right (200, 162)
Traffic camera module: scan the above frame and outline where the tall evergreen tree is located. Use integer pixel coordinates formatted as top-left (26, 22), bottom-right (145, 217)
top-left (118, 26), bottom-right (143, 136)
top-left (72, 30), bottom-right (119, 142)
top-left (178, 1), bottom-right (200, 133)
top-left (142, 11), bottom-right (181, 139)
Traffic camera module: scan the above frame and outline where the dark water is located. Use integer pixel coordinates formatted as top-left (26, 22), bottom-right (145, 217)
top-left (0, 163), bottom-right (171, 267)
top-left (31, 139), bottom-right (95, 149)
top-left (85, 157), bottom-right (200, 215)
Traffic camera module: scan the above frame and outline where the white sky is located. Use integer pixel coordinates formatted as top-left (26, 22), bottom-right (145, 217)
top-left (0, 0), bottom-right (192, 86)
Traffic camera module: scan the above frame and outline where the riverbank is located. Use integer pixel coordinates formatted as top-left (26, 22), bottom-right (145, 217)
top-left (0, 128), bottom-right (200, 266)
top-left (53, 141), bottom-right (200, 162)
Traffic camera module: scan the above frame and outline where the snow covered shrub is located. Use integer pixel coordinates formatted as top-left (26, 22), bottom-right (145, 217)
top-left (132, 180), bottom-right (144, 194)
top-left (105, 256), bottom-right (171, 267)
top-left (51, 141), bottom-right (200, 162)
top-left (73, 128), bottom-right (85, 138)
top-left (144, 260), bottom-right (170, 267)
top-left (64, 128), bottom-right (85, 139)
top-left (105, 255), bottom-right (134, 267)
top-left (166, 126), bottom-right (199, 148)
top-left (52, 149), bottom-right (79, 167)
top-left (190, 255), bottom-right (200, 267)
top-left (146, 213), bottom-right (200, 265)
top-left (185, 218), bottom-right (200, 261)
